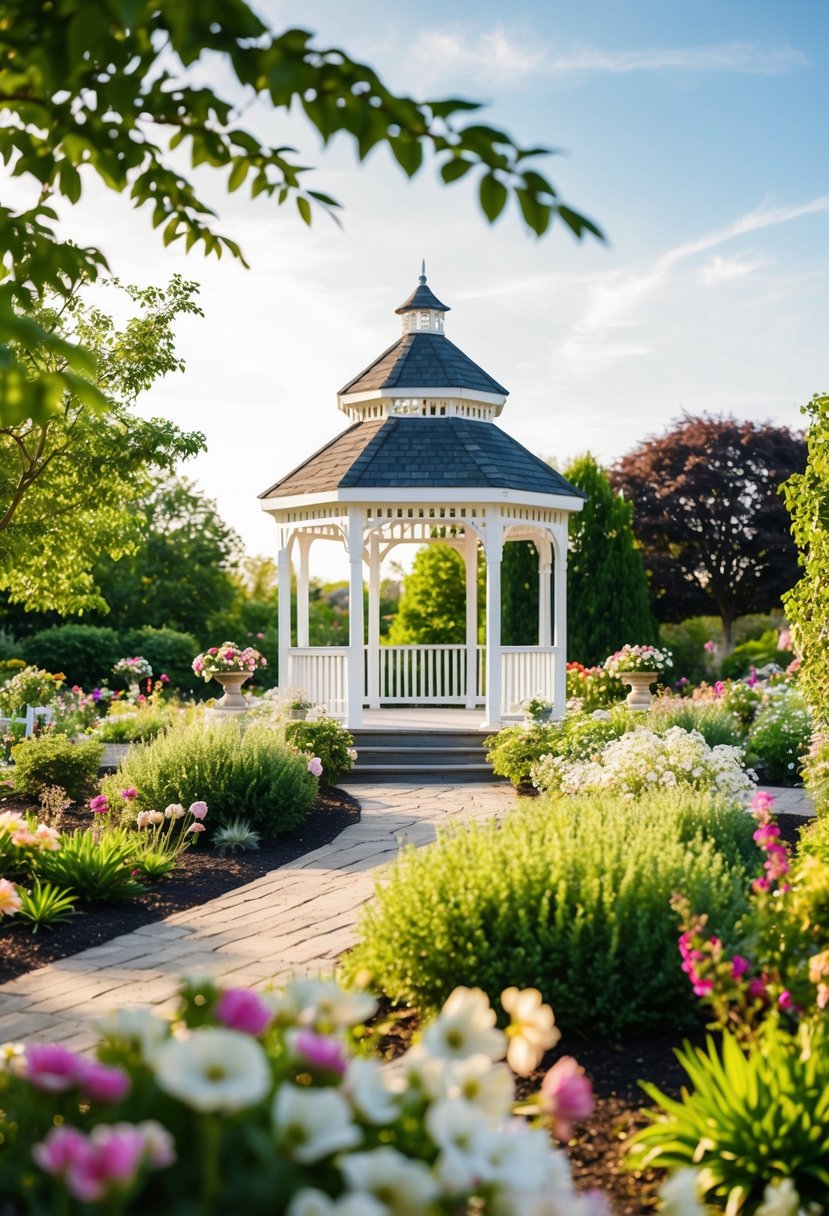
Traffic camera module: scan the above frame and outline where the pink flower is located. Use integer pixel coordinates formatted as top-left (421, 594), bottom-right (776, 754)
top-left (67, 1123), bottom-right (148, 1203)
top-left (256, 632), bottom-right (265, 639)
top-left (32, 1126), bottom-right (90, 1177)
top-left (539, 1056), bottom-right (594, 1141)
top-left (731, 955), bottom-right (751, 979)
top-left (120, 788), bottom-right (138, 801)
top-left (185, 822), bottom-right (206, 834)
top-left (692, 978), bottom-right (714, 997)
top-left (703, 640), bottom-right (716, 653)
top-left (208, 648), bottom-right (218, 655)
top-left (136, 811), bottom-right (151, 829)
top-left (293, 1029), bottom-right (348, 1075)
top-left (160, 673), bottom-right (170, 684)
top-left (215, 987), bottom-right (272, 1035)
top-left (224, 649), bottom-right (235, 660)
top-left (0, 878), bottom-right (22, 917)
top-left (307, 756), bottom-right (323, 778)
top-left (75, 1059), bottom-right (131, 1104)
top-left (748, 978), bottom-right (768, 1003)
top-left (89, 795), bottom-right (109, 815)
top-left (751, 790), bottom-right (776, 814)
top-left (778, 990), bottom-right (794, 1012)
top-left (188, 801), bottom-right (208, 820)
top-left (25, 1044), bottom-right (83, 1092)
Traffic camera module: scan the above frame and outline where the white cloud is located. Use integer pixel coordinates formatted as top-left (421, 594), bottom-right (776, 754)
top-left (699, 253), bottom-right (766, 284)
top-left (410, 27), bottom-right (809, 88)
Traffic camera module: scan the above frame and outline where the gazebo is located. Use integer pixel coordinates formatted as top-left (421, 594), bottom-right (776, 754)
top-left (259, 269), bottom-right (585, 730)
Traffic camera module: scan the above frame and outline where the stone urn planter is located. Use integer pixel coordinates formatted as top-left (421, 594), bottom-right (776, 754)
top-left (621, 671), bottom-right (659, 710)
top-left (289, 707), bottom-right (308, 721)
top-left (212, 671), bottom-right (251, 714)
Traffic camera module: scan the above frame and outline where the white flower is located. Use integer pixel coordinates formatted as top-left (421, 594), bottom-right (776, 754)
top-left (474, 1123), bottom-right (553, 1193)
top-left (421, 987), bottom-right (506, 1062)
top-left (658, 1169), bottom-right (706, 1216)
top-left (444, 1054), bottom-right (514, 1121)
top-left (273, 1084), bottom-right (362, 1163)
top-left (426, 1097), bottom-right (483, 1156)
top-left (153, 1028), bottom-right (270, 1113)
top-left (388, 1045), bottom-right (449, 1102)
top-left (164, 803), bottom-right (186, 819)
top-left (0, 1042), bottom-right (24, 1073)
top-left (343, 1057), bottom-right (401, 1124)
top-left (287, 1190), bottom-right (387, 1216)
top-left (755, 1179), bottom-right (801, 1216)
top-left (500, 987), bottom-right (560, 1076)
top-left (96, 1007), bottom-right (170, 1061)
top-left (340, 1148), bottom-right (440, 1216)
top-left (278, 979), bottom-right (377, 1031)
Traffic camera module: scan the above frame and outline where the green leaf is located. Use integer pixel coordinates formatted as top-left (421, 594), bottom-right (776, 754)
top-left (479, 173), bottom-right (508, 223)
top-left (296, 195), bottom-right (312, 226)
top-left (440, 158), bottom-right (474, 184)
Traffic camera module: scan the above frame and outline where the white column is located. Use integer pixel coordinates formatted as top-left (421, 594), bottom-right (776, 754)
top-left (297, 534), bottom-right (311, 648)
top-left (277, 545), bottom-right (292, 692)
top-left (537, 536), bottom-right (553, 648)
top-left (553, 539), bottom-right (567, 721)
top-left (482, 511), bottom-right (503, 729)
top-left (464, 528), bottom-right (479, 708)
top-left (346, 505), bottom-right (365, 729)
top-left (367, 530), bottom-right (381, 709)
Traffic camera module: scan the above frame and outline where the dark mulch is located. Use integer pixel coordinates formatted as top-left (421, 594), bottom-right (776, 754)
top-left (0, 799), bottom-right (808, 1213)
top-left (0, 786), bottom-right (360, 984)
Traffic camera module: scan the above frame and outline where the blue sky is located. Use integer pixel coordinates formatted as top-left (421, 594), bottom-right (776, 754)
top-left (54, 0), bottom-right (829, 579)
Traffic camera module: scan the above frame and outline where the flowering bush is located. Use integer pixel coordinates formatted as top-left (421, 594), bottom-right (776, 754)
top-left (673, 791), bottom-right (829, 1040)
top-left (565, 662), bottom-right (624, 711)
top-left (0, 665), bottom-right (64, 718)
top-left (0, 977), bottom-right (610, 1215)
top-left (531, 725), bottom-right (754, 801)
top-left (746, 684), bottom-right (812, 784)
top-left (284, 718), bottom-right (357, 785)
top-left (603, 643), bottom-right (673, 677)
top-left (112, 655), bottom-right (153, 681)
top-left (192, 642), bottom-right (267, 681)
top-left (485, 714), bottom-right (625, 788)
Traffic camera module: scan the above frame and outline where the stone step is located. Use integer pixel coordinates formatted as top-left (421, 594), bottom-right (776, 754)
top-left (345, 762), bottom-right (502, 784)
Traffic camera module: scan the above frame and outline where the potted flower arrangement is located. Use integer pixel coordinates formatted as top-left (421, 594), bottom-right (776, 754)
top-left (112, 656), bottom-right (153, 699)
top-left (191, 642), bottom-right (267, 714)
top-left (521, 694), bottom-right (555, 725)
top-left (603, 643), bottom-right (673, 710)
top-left (287, 691), bottom-right (314, 720)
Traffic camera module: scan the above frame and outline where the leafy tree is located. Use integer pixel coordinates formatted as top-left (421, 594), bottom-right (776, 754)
top-left (85, 476), bottom-right (241, 639)
top-left (0, 2), bottom-right (602, 425)
top-left (388, 544), bottom-right (484, 645)
top-left (610, 416), bottom-right (806, 651)
top-left (501, 542), bottom-right (539, 645)
top-left (565, 454), bottom-right (655, 665)
top-left (782, 393), bottom-right (829, 724)
top-left (0, 279), bottom-right (203, 613)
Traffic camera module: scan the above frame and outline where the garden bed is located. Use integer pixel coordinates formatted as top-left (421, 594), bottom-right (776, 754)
top-left (0, 785), bottom-right (360, 984)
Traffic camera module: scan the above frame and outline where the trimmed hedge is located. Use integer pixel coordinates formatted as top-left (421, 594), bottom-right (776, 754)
top-left (23, 626), bottom-right (122, 689)
top-left (11, 734), bottom-right (103, 801)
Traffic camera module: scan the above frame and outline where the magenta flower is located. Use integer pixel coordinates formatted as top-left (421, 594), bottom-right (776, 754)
top-left (731, 955), bottom-right (751, 979)
top-left (160, 673), bottom-right (170, 684)
top-left (215, 987), bottom-right (272, 1036)
top-left (293, 1029), bottom-right (348, 1075)
top-left (751, 790), bottom-right (776, 814)
top-left (75, 1059), bottom-right (131, 1104)
top-left (89, 795), bottom-right (110, 815)
top-left (748, 978), bottom-right (768, 1003)
top-left (703, 640), bottom-right (716, 653)
top-left (32, 1126), bottom-right (89, 1177)
top-left (120, 788), bottom-right (138, 801)
top-left (778, 990), bottom-right (794, 1012)
top-left (188, 801), bottom-right (208, 820)
top-left (24, 1043), bottom-right (83, 1092)
top-left (67, 1123), bottom-right (148, 1203)
top-left (539, 1056), bottom-right (594, 1141)
top-left (307, 756), bottom-right (323, 778)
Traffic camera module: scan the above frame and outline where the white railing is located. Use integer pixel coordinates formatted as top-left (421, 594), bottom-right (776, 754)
top-left (375, 645), bottom-right (484, 705)
top-left (500, 647), bottom-right (557, 718)
top-left (287, 648), bottom-right (348, 717)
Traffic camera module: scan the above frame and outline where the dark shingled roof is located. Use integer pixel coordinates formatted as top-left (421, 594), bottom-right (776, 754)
top-left (394, 281), bottom-right (450, 313)
top-left (260, 418), bottom-right (585, 500)
top-left (339, 333), bottom-right (508, 397)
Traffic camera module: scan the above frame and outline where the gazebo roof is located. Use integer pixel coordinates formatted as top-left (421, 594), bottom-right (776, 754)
top-left (259, 417), bottom-right (586, 500)
top-left (339, 333), bottom-right (508, 397)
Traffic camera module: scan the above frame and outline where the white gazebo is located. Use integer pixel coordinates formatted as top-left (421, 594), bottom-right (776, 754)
top-left (259, 269), bottom-right (584, 730)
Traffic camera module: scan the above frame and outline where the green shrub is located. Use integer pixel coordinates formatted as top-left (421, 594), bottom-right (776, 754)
top-left (343, 789), bottom-right (755, 1036)
top-left (720, 630), bottom-right (790, 680)
top-left (102, 719), bottom-right (317, 838)
top-left (628, 1019), bottom-right (829, 1208)
top-left (11, 734), bottom-right (103, 801)
top-left (0, 666), bottom-right (63, 717)
top-left (23, 625), bottom-right (122, 689)
top-left (283, 717), bottom-right (355, 784)
top-left (123, 627), bottom-right (201, 696)
top-left (36, 830), bottom-right (145, 902)
top-left (0, 658), bottom-right (27, 684)
top-left (485, 715), bottom-right (625, 787)
top-left (95, 704), bottom-right (173, 743)
top-left (646, 699), bottom-right (744, 747)
top-left (658, 617), bottom-right (723, 684)
top-left (802, 732), bottom-right (829, 817)
top-left (746, 686), bottom-right (812, 784)
top-left (797, 814), bottom-right (829, 862)
top-left (0, 627), bottom-right (21, 662)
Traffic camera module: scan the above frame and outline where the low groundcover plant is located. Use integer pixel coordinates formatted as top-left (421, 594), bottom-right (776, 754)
top-left (0, 977), bottom-right (611, 1215)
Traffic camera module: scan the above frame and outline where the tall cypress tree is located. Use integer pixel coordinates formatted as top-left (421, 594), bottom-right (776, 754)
top-left (565, 453), bottom-right (655, 665)
top-left (501, 541), bottom-right (539, 644)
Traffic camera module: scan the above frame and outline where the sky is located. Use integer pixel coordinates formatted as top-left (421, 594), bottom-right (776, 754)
top-left (47, 0), bottom-right (829, 581)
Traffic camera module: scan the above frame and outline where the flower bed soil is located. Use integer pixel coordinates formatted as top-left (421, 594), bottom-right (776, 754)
top-left (0, 807), bottom-right (806, 1214)
top-left (0, 785), bottom-right (360, 984)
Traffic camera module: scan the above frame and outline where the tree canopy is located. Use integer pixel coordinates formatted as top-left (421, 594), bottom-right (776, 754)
top-left (388, 544), bottom-right (483, 645)
top-left (610, 415), bottom-right (806, 650)
top-left (0, 0), bottom-right (601, 425)
top-left (0, 277), bottom-right (204, 612)
top-left (781, 393), bottom-right (829, 724)
top-left (565, 453), bottom-right (655, 664)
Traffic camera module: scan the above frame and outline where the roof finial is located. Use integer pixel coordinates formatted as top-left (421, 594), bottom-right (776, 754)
top-left (419, 259), bottom-right (427, 285)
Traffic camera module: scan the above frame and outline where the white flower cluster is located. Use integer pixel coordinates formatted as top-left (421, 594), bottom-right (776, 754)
top-left (532, 726), bottom-right (755, 800)
top-left (95, 981), bottom-right (603, 1216)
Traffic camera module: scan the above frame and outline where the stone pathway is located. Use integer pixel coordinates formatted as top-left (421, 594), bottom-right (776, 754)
top-left (0, 783), bottom-right (812, 1052)
top-left (0, 783), bottom-right (514, 1051)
